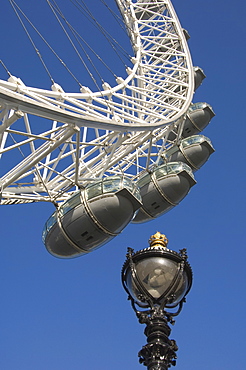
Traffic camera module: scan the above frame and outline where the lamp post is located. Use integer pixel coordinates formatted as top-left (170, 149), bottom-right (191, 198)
top-left (121, 232), bottom-right (192, 369)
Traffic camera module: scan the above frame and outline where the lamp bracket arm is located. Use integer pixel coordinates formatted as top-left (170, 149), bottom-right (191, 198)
top-left (165, 300), bottom-right (185, 324)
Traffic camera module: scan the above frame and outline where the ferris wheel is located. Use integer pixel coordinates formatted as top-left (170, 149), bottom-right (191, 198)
top-left (0, 0), bottom-right (214, 257)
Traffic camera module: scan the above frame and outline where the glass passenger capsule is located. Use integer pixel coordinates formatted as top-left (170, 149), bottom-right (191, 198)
top-left (164, 135), bottom-right (215, 171)
top-left (193, 66), bottom-right (206, 90)
top-left (42, 176), bottom-right (142, 258)
top-left (132, 162), bottom-right (196, 224)
top-left (182, 102), bottom-right (215, 138)
top-left (167, 102), bottom-right (215, 142)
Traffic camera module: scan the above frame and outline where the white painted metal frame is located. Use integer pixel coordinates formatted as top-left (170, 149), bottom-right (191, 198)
top-left (0, 0), bottom-right (194, 204)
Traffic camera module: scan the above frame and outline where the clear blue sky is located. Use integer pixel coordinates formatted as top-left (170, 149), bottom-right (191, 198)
top-left (0, 1), bottom-right (245, 369)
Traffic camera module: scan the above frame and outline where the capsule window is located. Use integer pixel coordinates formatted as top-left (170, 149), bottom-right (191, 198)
top-left (138, 173), bottom-right (151, 188)
top-left (87, 183), bottom-right (102, 200)
top-left (102, 178), bottom-right (121, 193)
top-left (122, 178), bottom-right (133, 192)
top-left (42, 212), bottom-right (57, 242)
top-left (60, 192), bottom-right (80, 215)
top-left (182, 135), bottom-right (213, 149)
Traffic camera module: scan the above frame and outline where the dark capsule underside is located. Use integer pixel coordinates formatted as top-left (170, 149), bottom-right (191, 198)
top-left (166, 135), bottom-right (215, 171)
top-left (194, 66), bottom-right (206, 90)
top-left (132, 162), bottom-right (196, 224)
top-left (182, 103), bottom-right (215, 138)
top-left (43, 177), bottom-right (142, 258)
top-left (168, 102), bottom-right (215, 141)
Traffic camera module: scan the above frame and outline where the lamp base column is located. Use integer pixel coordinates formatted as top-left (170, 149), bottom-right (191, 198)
top-left (138, 312), bottom-right (178, 369)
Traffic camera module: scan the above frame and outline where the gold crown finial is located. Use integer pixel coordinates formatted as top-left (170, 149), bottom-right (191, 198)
top-left (149, 232), bottom-right (168, 248)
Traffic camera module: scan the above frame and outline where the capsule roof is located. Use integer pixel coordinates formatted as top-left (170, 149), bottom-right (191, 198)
top-left (163, 135), bottom-right (215, 171)
top-left (137, 161), bottom-right (196, 188)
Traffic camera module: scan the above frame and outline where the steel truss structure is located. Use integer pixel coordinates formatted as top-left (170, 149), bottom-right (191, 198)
top-left (0, 0), bottom-right (194, 205)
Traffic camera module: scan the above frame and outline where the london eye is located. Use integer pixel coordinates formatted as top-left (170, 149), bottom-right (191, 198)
top-left (0, 0), bottom-right (215, 258)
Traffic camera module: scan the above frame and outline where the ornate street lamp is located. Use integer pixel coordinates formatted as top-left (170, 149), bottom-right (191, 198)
top-left (121, 232), bottom-right (192, 369)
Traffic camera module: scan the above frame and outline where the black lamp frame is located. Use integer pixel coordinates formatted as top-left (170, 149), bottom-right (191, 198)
top-left (121, 245), bottom-right (192, 369)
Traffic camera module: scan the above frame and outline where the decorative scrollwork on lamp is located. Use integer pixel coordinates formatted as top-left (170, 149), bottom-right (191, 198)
top-left (122, 232), bottom-right (193, 369)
